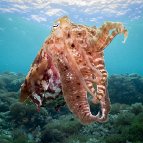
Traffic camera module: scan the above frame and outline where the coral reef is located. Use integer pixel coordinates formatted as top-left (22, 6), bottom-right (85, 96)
top-left (0, 72), bottom-right (143, 142)
top-left (108, 74), bottom-right (143, 104)
top-left (0, 72), bottom-right (24, 92)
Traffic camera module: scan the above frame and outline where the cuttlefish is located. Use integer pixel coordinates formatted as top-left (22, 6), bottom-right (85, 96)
top-left (20, 16), bottom-right (128, 124)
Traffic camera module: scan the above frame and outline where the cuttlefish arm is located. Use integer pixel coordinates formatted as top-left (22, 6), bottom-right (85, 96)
top-left (92, 22), bottom-right (128, 120)
top-left (93, 21), bottom-right (128, 99)
top-left (95, 21), bottom-right (128, 52)
top-left (77, 22), bottom-right (128, 122)
top-left (20, 46), bottom-right (62, 110)
top-left (54, 52), bottom-right (104, 124)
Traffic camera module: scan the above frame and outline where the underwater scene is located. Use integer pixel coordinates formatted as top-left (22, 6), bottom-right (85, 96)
top-left (0, 0), bottom-right (143, 143)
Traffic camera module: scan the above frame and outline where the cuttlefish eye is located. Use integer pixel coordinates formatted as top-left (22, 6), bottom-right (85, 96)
top-left (53, 21), bottom-right (60, 29)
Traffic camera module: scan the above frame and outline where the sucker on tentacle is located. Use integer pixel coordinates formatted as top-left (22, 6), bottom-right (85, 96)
top-left (20, 16), bottom-right (128, 124)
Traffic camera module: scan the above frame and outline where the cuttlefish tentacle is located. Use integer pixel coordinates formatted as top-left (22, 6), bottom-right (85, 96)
top-left (88, 22), bottom-right (128, 103)
top-left (102, 28), bottom-right (127, 51)
top-left (77, 42), bottom-right (102, 78)
top-left (54, 51), bottom-right (105, 124)
top-left (63, 42), bottom-right (97, 100)
top-left (69, 28), bottom-right (103, 98)
top-left (96, 21), bottom-right (128, 51)
top-left (72, 41), bottom-right (100, 98)
top-left (83, 50), bottom-right (110, 121)
top-left (97, 82), bottom-right (110, 122)
top-left (77, 22), bottom-right (128, 120)
top-left (63, 28), bottom-right (110, 122)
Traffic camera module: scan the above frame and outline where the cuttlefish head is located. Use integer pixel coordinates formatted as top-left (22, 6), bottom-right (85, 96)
top-left (48, 16), bottom-right (97, 57)
top-left (52, 16), bottom-right (71, 32)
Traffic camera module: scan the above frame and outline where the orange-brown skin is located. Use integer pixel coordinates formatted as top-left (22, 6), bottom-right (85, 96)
top-left (20, 16), bottom-right (128, 124)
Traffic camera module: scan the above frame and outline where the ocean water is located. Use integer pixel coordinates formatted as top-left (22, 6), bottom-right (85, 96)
top-left (0, 14), bottom-right (50, 74)
top-left (0, 14), bottom-right (143, 75)
top-left (0, 1), bottom-right (143, 143)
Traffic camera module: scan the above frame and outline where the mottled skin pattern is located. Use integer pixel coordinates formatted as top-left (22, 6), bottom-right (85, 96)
top-left (20, 48), bottom-right (62, 110)
top-left (20, 16), bottom-right (128, 124)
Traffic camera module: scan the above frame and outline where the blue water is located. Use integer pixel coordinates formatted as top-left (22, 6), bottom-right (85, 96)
top-left (0, 14), bottom-right (143, 75)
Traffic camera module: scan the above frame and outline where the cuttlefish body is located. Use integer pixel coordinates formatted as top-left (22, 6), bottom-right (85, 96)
top-left (20, 16), bottom-right (128, 124)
